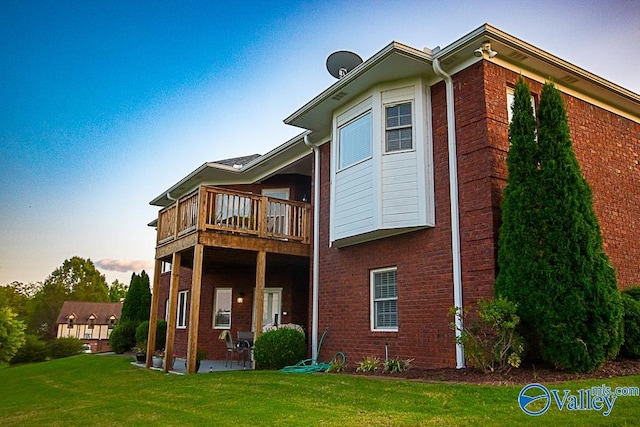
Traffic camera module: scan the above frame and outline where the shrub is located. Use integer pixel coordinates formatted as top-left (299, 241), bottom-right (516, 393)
top-left (621, 293), bottom-right (640, 358)
top-left (134, 320), bottom-right (167, 351)
top-left (109, 320), bottom-right (138, 354)
top-left (356, 356), bottom-right (380, 372)
top-left (253, 327), bottom-right (306, 370)
top-left (382, 357), bottom-right (413, 373)
top-left (450, 297), bottom-right (525, 373)
top-left (624, 286), bottom-right (640, 302)
top-left (10, 334), bottom-right (48, 364)
top-left (48, 337), bottom-right (85, 359)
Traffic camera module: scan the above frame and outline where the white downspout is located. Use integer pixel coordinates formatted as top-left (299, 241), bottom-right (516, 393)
top-left (304, 133), bottom-right (321, 363)
top-left (432, 57), bottom-right (465, 369)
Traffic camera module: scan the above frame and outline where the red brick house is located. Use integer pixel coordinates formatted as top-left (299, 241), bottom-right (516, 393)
top-left (146, 24), bottom-right (640, 373)
top-left (56, 301), bottom-right (122, 353)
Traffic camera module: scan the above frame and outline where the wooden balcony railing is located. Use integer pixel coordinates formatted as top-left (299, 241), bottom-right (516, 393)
top-left (156, 186), bottom-right (311, 246)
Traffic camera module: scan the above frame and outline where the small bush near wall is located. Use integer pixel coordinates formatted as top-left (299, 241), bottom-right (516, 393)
top-left (10, 335), bottom-right (48, 364)
top-left (135, 320), bottom-right (167, 351)
top-left (254, 327), bottom-right (306, 370)
top-left (49, 337), bottom-right (85, 359)
top-left (109, 320), bottom-right (138, 354)
top-left (621, 288), bottom-right (640, 358)
top-left (450, 297), bottom-right (524, 373)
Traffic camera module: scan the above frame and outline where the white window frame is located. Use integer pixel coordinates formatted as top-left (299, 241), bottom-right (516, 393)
top-left (370, 267), bottom-right (398, 332)
top-left (384, 101), bottom-right (413, 152)
top-left (213, 288), bottom-right (232, 329)
top-left (177, 290), bottom-right (188, 329)
top-left (161, 261), bottom-right (172, 274)
top-left (506, 86), bottom-right (536, 124)
top-left (337, 109), bottom-right (373, 170)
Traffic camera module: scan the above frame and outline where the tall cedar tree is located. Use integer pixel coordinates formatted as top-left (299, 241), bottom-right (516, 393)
top-left (120, 271), bottom-right (151, 323)
top-left (497, 80), bottom-right (623, 372)
top-left (495, 78), bottom-right (543, 348)
top-left (535, 82), bottom-right (622, 372)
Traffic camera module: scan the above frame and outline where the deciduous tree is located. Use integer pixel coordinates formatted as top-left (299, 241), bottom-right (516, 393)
top-left (0, 306), bottom-right (26, 363)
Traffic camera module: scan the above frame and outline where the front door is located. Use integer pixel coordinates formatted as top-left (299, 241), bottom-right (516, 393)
top-left (253, 287), bottom-right (282, 330)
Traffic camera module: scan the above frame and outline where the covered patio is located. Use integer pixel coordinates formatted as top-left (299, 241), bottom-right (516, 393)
top-left (133, 358), bottom-right (253, 375)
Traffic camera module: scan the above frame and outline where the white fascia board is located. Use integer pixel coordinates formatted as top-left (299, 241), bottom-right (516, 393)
top-left (434, 23), bottom-right (640, 121)
top-left (149, 132), bottom-right (310, 207)
top-left (284, 42), bottom-right (433, 132)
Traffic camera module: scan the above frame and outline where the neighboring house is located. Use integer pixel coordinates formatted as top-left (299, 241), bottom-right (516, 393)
top-left (147, 24), bottom-right (640, 373)
top-left (56, 301), bottom-right (122, 353)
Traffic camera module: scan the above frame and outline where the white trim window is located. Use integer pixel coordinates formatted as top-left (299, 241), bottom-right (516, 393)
top-left (371, 267), bottom-right (398, 331)
top-left (385, 102), bottom-right (412, 152)
top-left (177, 290), bottom-right (188, 329)
top-left (338, 111), bottom-right (372, 170)
top-left (213, 288), bottom-right (232, 329)
top-left (506, 86), bottom-right (536, 124)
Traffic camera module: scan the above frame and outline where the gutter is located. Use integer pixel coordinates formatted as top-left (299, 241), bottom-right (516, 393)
top-left (304, 133), bottom-right (321, 363)
top-left (432, 56), bottom-right (465, 369)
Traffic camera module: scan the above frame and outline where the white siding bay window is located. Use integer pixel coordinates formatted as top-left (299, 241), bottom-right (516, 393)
top-left (330, 78), bottom-right (435, 246)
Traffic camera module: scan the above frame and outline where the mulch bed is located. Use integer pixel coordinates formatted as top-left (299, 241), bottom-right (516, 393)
top-left (345, 357), bottom-right (640, 386)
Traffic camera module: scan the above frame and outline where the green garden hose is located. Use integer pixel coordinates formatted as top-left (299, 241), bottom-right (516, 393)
top-left (280, 329), bottom-right (346, 373)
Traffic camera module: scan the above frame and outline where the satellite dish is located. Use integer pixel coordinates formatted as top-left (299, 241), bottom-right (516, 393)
top-left (326, 50), bottom-right (363, 79)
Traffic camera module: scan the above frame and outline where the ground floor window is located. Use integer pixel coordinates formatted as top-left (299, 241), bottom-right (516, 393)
top-left (213, 288), bottom-right (232, 329)
top-left (177, 290), bottom-right (188, 329)
top-left (371, 267), bottom-right (398, 331)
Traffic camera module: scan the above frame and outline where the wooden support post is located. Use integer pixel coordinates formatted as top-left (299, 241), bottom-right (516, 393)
top-left (164, 251), bottom-right (181, 373)
top-left (186, 244), bottom-right (204, 374)
top-left (253, 250), bottom-right (266, 341)
top-left (145, 259), bottom-right (162, 368)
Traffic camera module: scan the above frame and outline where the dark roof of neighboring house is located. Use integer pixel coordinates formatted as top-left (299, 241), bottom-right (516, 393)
top-left (211, 154), bottom-right (261, 167)
top-left (56, 301), bottom-right (123, 325)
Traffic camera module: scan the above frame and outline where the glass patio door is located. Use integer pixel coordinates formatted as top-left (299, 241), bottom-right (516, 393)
top-left (254, 287), bottom-right (282, 330)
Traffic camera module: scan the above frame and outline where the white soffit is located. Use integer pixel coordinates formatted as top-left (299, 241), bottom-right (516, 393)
top-left (285, 42), bottom-right (434, 134)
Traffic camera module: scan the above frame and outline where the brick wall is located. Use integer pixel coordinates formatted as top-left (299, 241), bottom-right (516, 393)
top-left (313, 60), bottom-right (639, 370)
top-left (483, 62), bottom-right (640, 289)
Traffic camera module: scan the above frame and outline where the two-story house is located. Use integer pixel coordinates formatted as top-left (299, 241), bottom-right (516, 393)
top-left (146, 24), bottom-right (640, 373)
top-left (57, 301), bottom-right (122, 353)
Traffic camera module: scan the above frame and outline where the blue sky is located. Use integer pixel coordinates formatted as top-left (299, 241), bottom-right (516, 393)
top-left (1, 0), bottom-right (638, 287)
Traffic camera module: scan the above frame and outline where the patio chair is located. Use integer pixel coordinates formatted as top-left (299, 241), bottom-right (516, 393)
top-left (225, 331), bottom-right (248, 367)
top-left (237, 331), bottom-right (254, 349)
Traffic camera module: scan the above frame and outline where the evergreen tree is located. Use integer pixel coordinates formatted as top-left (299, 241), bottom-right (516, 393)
top-left (120, 271), bottom-right (151, 323)
top-left (495, 78), bottom-right (542, 337)
top-left (496, 80), bottom-right (623, 373)
top-left (534, 82), bottom-right (622, 372)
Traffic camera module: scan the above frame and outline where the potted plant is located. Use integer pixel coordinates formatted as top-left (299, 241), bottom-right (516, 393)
top-left (152, 349), bottom-right (164, 368)
top-left (133, 342), bottom-right (147, 363)
top-left (196, 348), bottom-right (207, 373)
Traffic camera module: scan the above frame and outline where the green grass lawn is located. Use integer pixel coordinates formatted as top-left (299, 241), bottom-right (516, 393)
top-left (1, 355), bottom-right (638, 426)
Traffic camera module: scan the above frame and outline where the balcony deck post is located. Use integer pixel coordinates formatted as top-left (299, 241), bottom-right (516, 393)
top-left (164, 251), bottom-right (181, 372)
top-left (186, 244), bottom-right (203, 374)
top-left (145, 259), bottom-right (162, 368)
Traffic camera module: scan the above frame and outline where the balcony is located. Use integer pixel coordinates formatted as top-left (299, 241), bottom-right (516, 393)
top-left (155, 186), bottom-right (311, 258)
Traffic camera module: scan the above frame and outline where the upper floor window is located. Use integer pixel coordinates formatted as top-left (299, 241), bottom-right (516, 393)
top-left (385, 102), bottom-right (412, 152)
top-left (338, 111), bottom-right (372, 169)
